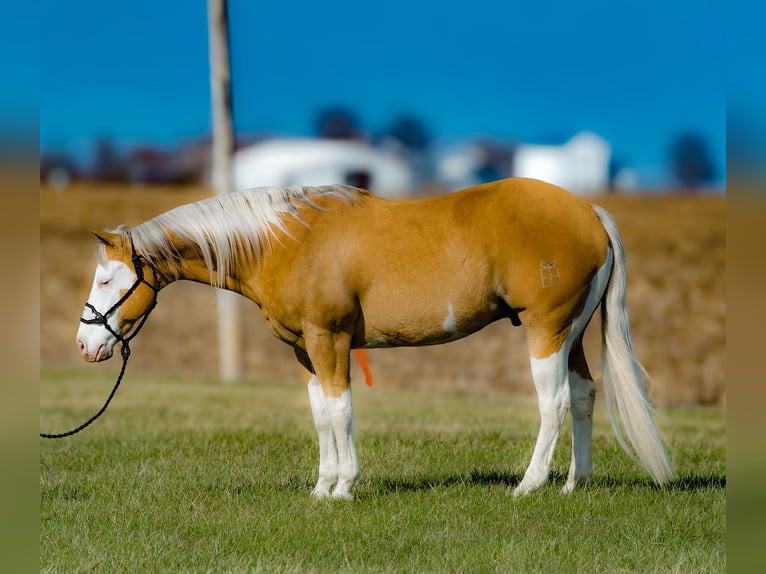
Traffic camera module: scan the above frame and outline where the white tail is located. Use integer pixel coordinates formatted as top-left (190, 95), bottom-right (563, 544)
top-left (592, 205), bottom-right (674, 485)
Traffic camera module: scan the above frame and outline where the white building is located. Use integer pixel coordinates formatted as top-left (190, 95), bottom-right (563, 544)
top-left (436, 143), bottom-right (490, 191)
top-left (512, 131), bottom-right (611, 194)
top-left (233, 138), bottom-right (414, 198)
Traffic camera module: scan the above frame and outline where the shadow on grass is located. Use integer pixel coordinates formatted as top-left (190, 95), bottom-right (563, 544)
top-left (365, 470), bottom-right (726, 495)
top-left (590, 473), bottom-right (726, 491)
top-left (222, 471), bottom-right (725, 498)
top-left (671, 473), bottom-right (726, 490)
top-left (368, 469), bottom-right (523, 494)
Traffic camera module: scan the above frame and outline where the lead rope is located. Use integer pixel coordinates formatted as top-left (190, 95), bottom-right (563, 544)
top-left (41, 235), bottom-right (158, 439)
top-left (40, 343), bottom-right (131, 439)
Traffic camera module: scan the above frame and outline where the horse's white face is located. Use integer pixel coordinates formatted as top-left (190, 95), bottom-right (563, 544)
top-left (76, 259), bottom-right (137, 362)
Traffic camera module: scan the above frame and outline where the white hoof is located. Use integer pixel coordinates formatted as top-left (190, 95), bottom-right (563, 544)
top-left (311, 483), bottom-right (334, 499)
top-left (513, 475), bottom-right (547, 497)
top-left (331, 488), bottom-right (354, 501)
top-left (561, 475), bottom-right (589, 494)
top-left (512, 486), bottom-right (529, 498)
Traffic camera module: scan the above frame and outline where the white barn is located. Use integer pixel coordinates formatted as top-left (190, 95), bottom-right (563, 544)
top-left (233, 138), bottom-right (414, 198)
top-left (512, 131), bottom-right (611, 194)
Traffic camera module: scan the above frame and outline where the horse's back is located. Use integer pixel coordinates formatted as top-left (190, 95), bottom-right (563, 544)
top-left (348, 178), bottom-right (610, 293)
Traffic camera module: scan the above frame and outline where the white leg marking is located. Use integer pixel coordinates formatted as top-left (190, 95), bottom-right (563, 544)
top-left (514, 348), bottom-right (570, 497)
top-left (443, 303), bottom-right (457, 333)
top-left (307, 377), bottom-right (338, 498)
top-left (327, 389), bottom-right (360, 500)
top-left (563, 371), bottom-right (596, 494)
top-left (560, 253), bottom-right (611, 493)
top-left (515, 254), bottom-right (612, 496)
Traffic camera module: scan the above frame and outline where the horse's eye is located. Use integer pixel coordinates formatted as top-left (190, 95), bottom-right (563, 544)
top-left (98, 278), bottom-right (112, 288)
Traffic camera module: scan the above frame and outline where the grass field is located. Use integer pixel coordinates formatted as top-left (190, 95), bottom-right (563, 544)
top-left (40, 367), bottom-right (725, 573)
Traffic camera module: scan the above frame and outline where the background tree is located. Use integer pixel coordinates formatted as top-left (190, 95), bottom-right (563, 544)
top-left (384, 114), bottom-right (431, 153)
top-left (378, 113), bottom-right (433, 184)
top-left (315, 106), bottom-right (364, 140)
top-left (92, 137), bottom-right (127, 182)
top-left (669, 132), bottom-right (716, 188)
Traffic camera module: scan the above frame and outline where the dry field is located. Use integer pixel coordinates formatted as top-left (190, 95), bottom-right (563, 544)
top-left (40, 183), bottom-right (725, 406)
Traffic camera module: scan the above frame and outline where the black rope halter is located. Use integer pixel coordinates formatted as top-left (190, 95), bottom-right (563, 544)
top-left (40, 235), bottom-right (160, 439)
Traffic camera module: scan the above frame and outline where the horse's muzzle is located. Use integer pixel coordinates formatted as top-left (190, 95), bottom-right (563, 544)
top-left (77, 339), bottom-right (112, 362)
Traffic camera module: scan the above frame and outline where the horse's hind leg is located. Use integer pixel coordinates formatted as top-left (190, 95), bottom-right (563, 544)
top-left (563, 339), bottom-right (596, 494)
top-left (514, 329), bottom-right (571, 496)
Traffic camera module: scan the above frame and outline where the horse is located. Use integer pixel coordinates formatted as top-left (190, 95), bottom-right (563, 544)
top-left (75, 177), bottom-right (673, 498)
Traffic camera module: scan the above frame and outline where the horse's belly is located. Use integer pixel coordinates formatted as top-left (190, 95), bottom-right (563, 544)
top-left (362, 328), bottom-right (472, 348)
top-left (360, 300), bottom-right (502, 348)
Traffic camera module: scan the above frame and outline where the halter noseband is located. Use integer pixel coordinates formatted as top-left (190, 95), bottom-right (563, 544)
top-left (80, 234), bottom-right (160, 349)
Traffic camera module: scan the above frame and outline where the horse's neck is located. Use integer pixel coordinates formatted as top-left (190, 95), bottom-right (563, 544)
top-left (153, 240), bottom-right (256, 298)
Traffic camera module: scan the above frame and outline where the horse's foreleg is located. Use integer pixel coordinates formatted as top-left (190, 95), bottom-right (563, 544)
top-left (307, 376), bottom-right (339, 498)
top-left (326, 388), bottom-right (359, 500)
top-left (514, 336), bottom-right (570, 497)
top-left (563, 341), bottom-right (596, 493)
top-left (304, 327), bottom-right (360, 500)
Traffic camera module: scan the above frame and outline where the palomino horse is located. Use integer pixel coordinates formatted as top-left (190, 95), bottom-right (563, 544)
top-left (76, 178), bottom-right (673, 498)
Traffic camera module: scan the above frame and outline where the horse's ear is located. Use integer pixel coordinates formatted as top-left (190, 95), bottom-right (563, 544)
top-left (90, 230), bottom-right (119, 247)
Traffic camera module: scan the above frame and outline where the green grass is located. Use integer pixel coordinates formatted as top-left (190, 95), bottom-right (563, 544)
top-left (40, 367), bottom-right (725, 573)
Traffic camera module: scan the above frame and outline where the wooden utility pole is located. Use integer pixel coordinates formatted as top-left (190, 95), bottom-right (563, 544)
top-left (207, 0), bottom-right (244, 381)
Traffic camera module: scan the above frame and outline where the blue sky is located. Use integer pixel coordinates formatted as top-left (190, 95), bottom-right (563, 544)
top-left (40, 0), bottom-right (725, 178)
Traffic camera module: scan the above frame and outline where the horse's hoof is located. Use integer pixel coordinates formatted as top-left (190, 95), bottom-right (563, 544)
top-left (311, 487), bottom-right (333, 499)
top-left (513, 479), bottom-right (543, 497)
top-left (331, 489), bottom-right (354, 501)
top-left (561, 475), bottom-right (590, 494)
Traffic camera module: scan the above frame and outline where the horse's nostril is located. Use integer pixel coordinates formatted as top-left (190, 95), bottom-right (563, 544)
top-left (77, 339), bottom-right (86, 355)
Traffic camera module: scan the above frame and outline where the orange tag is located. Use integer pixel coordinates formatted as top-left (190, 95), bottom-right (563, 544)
top-left (352, 349), bottom-right (373, 387)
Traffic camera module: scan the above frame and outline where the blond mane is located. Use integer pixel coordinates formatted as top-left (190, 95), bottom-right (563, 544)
top-left (113, 184), bottom-right (363, 286)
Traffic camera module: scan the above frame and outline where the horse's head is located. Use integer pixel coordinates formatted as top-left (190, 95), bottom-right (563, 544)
top-left (76, 230), bottom-right (159, 362)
